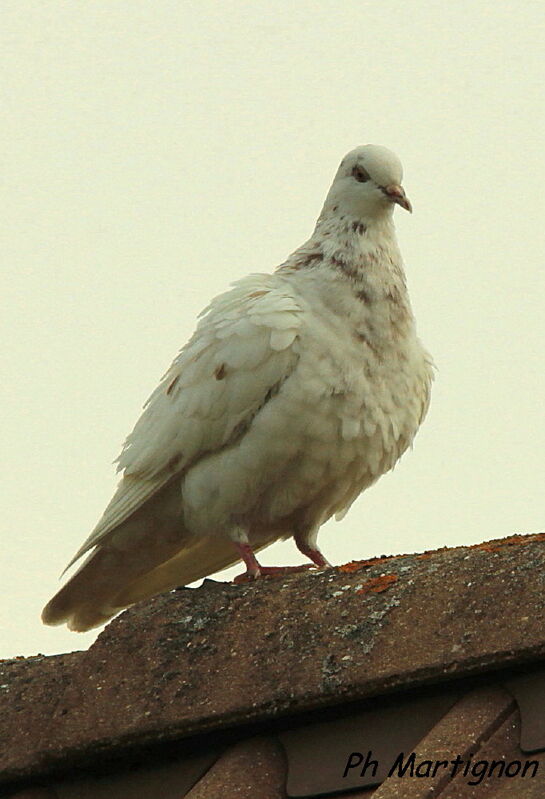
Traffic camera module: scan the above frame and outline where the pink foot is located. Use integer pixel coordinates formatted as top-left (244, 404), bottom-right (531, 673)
top-left (295, 537), bottom-right (332, 568)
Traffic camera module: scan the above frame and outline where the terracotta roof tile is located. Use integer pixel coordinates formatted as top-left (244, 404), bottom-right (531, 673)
top-left (185, 737), bottom-right (287, 799)
top-left (280, 690), bottom-right (460, 795)
top-left (0, 652), bottom-right (80, 784)
top-left (3, 532), bottom-right (545, 792)
top-left (439, 706), bottom-right (545, 798)
top-left (506, 670), bottom-right (545, 753)
top-left (371, 686), bottom-right (515, 798)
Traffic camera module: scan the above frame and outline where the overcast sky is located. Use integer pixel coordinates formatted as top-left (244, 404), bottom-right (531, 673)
top-left (2, 1), bottom-right (545, 659)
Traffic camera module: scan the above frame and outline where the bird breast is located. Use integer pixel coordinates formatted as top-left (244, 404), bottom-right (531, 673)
top-left (180, 266), bottom-right (433, 537)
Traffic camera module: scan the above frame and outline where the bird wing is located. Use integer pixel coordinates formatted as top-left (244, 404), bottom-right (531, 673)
top-left (65, 273), bottom-right (303, 569)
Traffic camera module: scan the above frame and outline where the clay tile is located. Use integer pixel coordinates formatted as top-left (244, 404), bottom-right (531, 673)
top-left (506, 669), bottom-right (545, 753)
top-left (280, 691), bottom-right (459, 795)
top-left (185, 737), bottom-right (286, 799)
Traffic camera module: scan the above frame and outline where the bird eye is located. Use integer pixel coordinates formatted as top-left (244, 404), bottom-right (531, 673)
top-left (352, 165), bottom-right (370, 183)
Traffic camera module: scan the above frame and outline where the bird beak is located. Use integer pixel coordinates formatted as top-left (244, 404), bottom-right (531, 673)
top-left (382, 184), bottom-right (413, 213)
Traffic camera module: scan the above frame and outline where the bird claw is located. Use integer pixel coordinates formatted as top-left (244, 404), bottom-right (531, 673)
top-left (260, 564), bottom-right (315, 576)
top-left (233, 563), bottom-right (315, 584)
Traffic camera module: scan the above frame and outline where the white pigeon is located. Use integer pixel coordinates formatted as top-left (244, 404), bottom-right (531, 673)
top-left (42, 144), bottom-right (434, 632)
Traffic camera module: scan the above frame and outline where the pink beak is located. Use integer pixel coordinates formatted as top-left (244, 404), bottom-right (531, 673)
top-left (383, 184), bottom-right (412, 213)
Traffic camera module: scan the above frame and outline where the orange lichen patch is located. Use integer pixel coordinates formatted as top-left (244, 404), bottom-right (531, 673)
top-left (338, 555), bottom-right (395, 573)
top-left (469, 532), bottom-right (545, 554)
top-left (356, 574), bottom-right (398, 595)
top-left (338, 559), bottom-right (379, 573)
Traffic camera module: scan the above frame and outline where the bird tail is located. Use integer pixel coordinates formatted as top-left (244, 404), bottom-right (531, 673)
top-left (41, 526), bottom-right (245, 632)
top-left (40, 466), bottom-right (264, 636)
top-left (114, 534), bottom-right (245, 607)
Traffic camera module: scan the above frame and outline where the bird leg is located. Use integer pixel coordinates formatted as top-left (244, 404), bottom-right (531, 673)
top-left (231, 523), bottom-right (331, 583)
top-left (232, 541), bottom-right (314, 584)
top-left (233, 541), bottom-right (261, 580)
top-left (294, 530), bottom-right (332, 568)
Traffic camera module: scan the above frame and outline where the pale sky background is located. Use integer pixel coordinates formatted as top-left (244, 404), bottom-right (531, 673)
top-left (2, 1), bottom-right (544, 659)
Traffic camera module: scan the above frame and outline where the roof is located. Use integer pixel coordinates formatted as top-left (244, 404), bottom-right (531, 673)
top-left (3, 531), bottom-right (545, 797)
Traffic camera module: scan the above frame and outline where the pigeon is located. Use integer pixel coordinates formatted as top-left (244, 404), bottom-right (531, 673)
top-left (42, 144), bottom-right (434, 632)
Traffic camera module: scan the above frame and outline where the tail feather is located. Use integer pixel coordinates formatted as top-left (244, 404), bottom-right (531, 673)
top-left (115, 530), bottom-right (279, 608)
top-left (41, 526), bottom-right (188, 632)
top-left (42, 530), bottom-right (280, 632)
top-left (42, 481), bottom-right (194, 632)
top-left (42, 526), bottom-right (281, 632)
top-left (42, 476), bottom-right (283, 632)
top-left (115, 534), bottom-right (242, 607)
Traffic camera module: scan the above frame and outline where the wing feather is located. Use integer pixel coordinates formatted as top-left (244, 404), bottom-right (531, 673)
top-left (66, 274), bottom-right (303, 568)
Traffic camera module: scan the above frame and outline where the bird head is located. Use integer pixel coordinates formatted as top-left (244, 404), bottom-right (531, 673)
top-left (323, 145), bottom-right (412, 222)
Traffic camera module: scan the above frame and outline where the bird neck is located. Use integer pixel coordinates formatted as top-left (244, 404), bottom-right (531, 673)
top-left (277, 208), bottom-right (401, 278)
top-left (276, 212), bottom-right (414, 341)
top-left (314, 204), bottom-right (396, 243)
